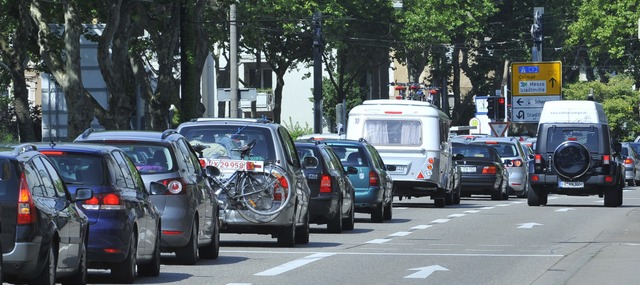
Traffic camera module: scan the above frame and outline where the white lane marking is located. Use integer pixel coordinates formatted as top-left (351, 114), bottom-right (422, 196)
top-left (555, 208), bottom-right (575, 212)
top-left (411, 225), bottom-right (433, 230)
top-left (404, 265), bottom-right (449, 279)
top-left (389, 231), bottom-right (412, 237)
top-left (365, 239), bottom-right (392, 244)
top-left (431, 219), bottom-right (451, 224)
top-left (517, 222), bottom-right (543, 229)
top-left (511, 201), bottom-right (525, 204)
top-left (464, 210), bottom-right (480, 214)
top-left (222, 250), bottom-right (563, 258)
top-left (448, 213), bottom-right (466, 218)
top-left (496, 204), bottom-right (511, 207)
top-left (479, 206), bottom-right (495, 210)
top-left (227, 284), bottom-right (252, 285)
top-left (254, 253), bottom-right (335, 276)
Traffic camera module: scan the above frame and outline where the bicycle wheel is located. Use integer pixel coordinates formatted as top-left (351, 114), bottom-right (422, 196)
top-left (236, 164), bottom-right (291, 221)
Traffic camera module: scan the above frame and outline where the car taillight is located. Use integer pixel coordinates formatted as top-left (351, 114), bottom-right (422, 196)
top-left (199, 158), bottom-right (206, 168)
top-left (534, 154), bottom-right (542, 164)
top-left (625, 158), bottom-right (634, 164)
top-left (17, 173), bottom-right (35, 225)
top-left (507, 159), bottom-right (523, 167)
top-left (369, 170), bottom-right (379, 186)
top-left (83, 193), bottom-right (124, 210)
top-left (482, 166), bottom-right (497, 174)
top-left (320, 174), bottom-right (332, 193)
top-left (603, 155), bottom-right (610, 165)
top-left (273, 175), bottom-right (289, 200)
top-left (159, 178), bottom-right (187, 195)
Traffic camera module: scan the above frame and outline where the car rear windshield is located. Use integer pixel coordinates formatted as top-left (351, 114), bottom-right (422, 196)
top-left (108, 144), bottom-right (175, 174)
top-left (45, 154), bottom-right (107, 185)
top-left (453, 145), bottom-right (494, 161)
top-left (545, 127), bottom-right (599, 153)
top-left (0, 158), bottom-right (19, 201)
top-left (326, 145), bottom-right (369, 167)
top-left (180, 125), bottom-right (275, 161)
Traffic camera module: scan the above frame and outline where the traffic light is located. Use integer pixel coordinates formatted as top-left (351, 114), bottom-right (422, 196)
top-left (497, 97), bottom-right (506, 120)
top-left (486, 97), bottom-right (496, 120)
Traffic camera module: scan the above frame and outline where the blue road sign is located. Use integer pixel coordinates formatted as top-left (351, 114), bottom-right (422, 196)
top-left (518, 66), bottom-right (540, 73)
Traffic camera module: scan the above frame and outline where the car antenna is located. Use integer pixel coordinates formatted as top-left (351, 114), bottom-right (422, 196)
top-left (49, 139), bottom-right (56, 148)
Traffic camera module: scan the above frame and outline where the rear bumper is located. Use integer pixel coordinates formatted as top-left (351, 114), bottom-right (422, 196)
top-left (530, 173), bottom-right (615, 195)
top-left (3, 241), bottom-right (42, 278)
top-left (308, 194), bottom-right (340, 223)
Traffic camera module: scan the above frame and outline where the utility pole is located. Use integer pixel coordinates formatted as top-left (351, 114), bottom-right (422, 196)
top-left (531, 7), bottom-right (543, 62)
top-left (229, 3), bottom-right (239, 118)
top-left (312, 11), bottom-right (323, 133)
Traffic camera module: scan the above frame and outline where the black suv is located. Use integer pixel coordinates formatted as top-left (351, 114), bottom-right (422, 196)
top-left (0, 144), bottom-right (93, 284)
top-left (529, 100), bottom-right (624, 207)
top-left (295, 140), bottom-right (356, 233)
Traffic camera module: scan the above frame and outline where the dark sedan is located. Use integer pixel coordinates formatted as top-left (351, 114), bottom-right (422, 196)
top-left (295, 141), bottom-right (356, 233)
top-left (452, 142), bottom-right (509, 200)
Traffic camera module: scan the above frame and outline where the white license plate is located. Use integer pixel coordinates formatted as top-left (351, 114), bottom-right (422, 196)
top-left (558, 181), bottom-right (584, 188)
top-left (204, 159), bottom-right (264, 171)
top-left (393, 165), bottom-right (406, 172)
top-left (460, 166), bottom-right (476, 173)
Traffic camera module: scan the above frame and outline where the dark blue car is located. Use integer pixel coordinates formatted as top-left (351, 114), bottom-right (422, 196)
top-left (39, 143), bottom-right (163, 283)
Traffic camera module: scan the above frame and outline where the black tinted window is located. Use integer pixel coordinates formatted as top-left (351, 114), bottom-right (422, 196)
top-left (546, 127), bottom-right (599, 153)
top-left (0, 158), bottom-right (19, 201)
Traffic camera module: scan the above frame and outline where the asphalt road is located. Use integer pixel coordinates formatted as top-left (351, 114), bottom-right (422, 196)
top-left (85, 187), bottom-right (640, 285)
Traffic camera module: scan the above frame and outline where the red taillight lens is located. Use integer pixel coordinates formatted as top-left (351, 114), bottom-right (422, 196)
top-left (369, 170), bottom-right (379, 186)
top-left (603, 155), bottom-right (611, 165)
top-left (534, 154), bottom-right (542, 164)
top-left (82, 193), bottom-right (124, 210)
top-left (277, 175), bottom-right (289, 189)
top-left (17, 173), bottom-right (35, 225)
top-left (625, 158), bottom-right (634, 164)
top-left (482, 166), bottom-right (497, 174)
top-left (159, 178), bottom-right (186, 195)
top-left (273, 175), bottom-right (289, 200)
top-left (199, 159), bottom-right (206, 168)
top-left (320, 174), bottom-right (332, 193)
top-left (531, 174), bottom-right (539, 181)
top-left (508, 159), bottom-right (523, 167)
top-left (605, 176), bottom-right (613, 183)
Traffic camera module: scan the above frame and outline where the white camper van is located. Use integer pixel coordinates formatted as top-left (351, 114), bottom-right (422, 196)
top-left (346, 99), bottom-right (460, 208)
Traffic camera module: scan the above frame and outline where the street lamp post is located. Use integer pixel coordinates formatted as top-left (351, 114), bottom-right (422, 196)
top-left (229, 3), bottom-right (239, 118)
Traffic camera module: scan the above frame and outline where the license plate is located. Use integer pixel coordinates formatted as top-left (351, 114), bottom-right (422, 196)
top-left (393, 165), bottom-right (406, 172)
top-left (558, 181), bottom-right (584, 188)
top-left (460, 166), bottom-right (476, 173)
top-left (204, 159), bottom-right (264, 171)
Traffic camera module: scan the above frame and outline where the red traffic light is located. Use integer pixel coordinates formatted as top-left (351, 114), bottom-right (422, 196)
top-left (498, 97), bottom-right (505, 104)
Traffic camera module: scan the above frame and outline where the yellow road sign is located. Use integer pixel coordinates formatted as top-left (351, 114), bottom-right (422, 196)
top-left (511, 61), bottom-right (562, 96)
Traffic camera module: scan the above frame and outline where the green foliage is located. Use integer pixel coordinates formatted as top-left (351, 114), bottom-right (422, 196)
top-left (282, 116), bottom-right (313, 140)
top-left (320, 75), bottom-right (364, 132)
top-left (563, 74), bottom-right (640, 141)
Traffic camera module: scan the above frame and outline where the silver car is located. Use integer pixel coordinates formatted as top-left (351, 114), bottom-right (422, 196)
top-left (74, 129), bottom-right (220, 265)
top-left (177, 118), bottom-right (312, 247)
top-left (620, 142), bottom-right (640, 186)
top-left (467, 137), bottom-right (529, 198)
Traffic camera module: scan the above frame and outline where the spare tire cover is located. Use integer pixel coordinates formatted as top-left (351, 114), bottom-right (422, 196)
top-left (553, 141), bottom-right (591, 179)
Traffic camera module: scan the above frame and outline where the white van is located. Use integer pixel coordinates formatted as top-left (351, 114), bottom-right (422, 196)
top-left (346, 99), bottom-right (460, 208)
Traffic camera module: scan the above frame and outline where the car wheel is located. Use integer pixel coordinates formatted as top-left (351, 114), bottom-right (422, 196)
top-left (327, 202), bottom-right (343, 233)
top-left (176, 223), bottom-right (198, 265)
top-left (343, 199), bottom-right (356, 230)
top-left (61, 241), bottom-right (87, 285)
top-left (528, 186), bottom-right (546, 206)
top-left (31, 245), bottom-right (56, 285)
top-left (604, 187), bottom-right (622, 207)
top-left (295, 211), bottom-right (310, 244)
top-left (433, 198), bottom-right (445, 208)
top-left (277, 222), bottom-right (296, 247)
top-left (371, 201), bottom-right (384, 222)
top-left (445, 191), bottom-right (454, 205)
top-left (453, 189), bottom-right (461, 205)
top-left (383, 197), bottom-right (393, 220)
top-left (138, 228), bottom-right (161, 276)
top-left (199, 217), bottom-right (220, 260)
top-left (112, 234), bottom-right (137, 284)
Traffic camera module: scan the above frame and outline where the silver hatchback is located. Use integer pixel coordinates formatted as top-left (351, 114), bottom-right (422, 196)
top-left (74, 129), bottom-right (220, 265)
top-left (177, 118), bottom-right (312, 247)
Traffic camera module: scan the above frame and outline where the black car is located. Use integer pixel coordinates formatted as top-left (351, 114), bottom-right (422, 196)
top-left (74, 129), bottom-right (220, 264)
top-left (0, 144), bottom-right (93, 285)
top-left (452, 141), bottom-right (509, 200)
top-left (295, 140), bottom-right (356, 233)
top-left (38, 143), bottom-right (163, 283)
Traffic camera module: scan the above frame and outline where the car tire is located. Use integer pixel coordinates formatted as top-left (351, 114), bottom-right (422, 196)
top-left (604, 187), bottom-right (622, 207)
top-left (327, 202), bottom-right (343, 233)
top-left (31, 245), bottom-right (56, 285)
top-left (383, 198), bottom-right (393, 220)
top-left (343, 199), bottom-right (356, 230)
top-left (199, 217), bottom-right (220, 260)
top-left (138, 228), bottom-right (161, 276)
top-left (277, 223), bottom-right (296, 247)
top-left (434, 198), bottom-right (445, 208)
top-left (528, 187), bottom-right (547, 206)
top-left (371, 201), bottom-right (384, 222)
top-left (176, 223), bottom-right (198, 265)
top-left (445, 191), bottom-right (454, 205)
top-left (112, 234), bottom-right (137, 284)
top-left (295, 212), bottom-right (310, 244)
top-left (61, 242), bottom-right (87, 285)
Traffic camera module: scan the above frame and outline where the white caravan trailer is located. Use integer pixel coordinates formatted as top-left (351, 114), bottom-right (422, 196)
top-left (346, 100), bottom-right (459, 208)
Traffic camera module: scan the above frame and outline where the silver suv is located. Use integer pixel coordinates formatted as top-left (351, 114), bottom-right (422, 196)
top-left (177, 118), bottom-right (312, 247)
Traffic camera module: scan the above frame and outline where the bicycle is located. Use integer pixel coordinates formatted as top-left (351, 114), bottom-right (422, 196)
top-left (206, 140), bottom-right (292, 223)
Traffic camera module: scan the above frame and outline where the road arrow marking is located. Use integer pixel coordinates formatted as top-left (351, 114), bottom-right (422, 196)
top-left (411, 225), bottom-right (433, 230)
top-left (404, 265), bottom-right (449, 279)
top-left (555, 208), bottom-right (575, 212)
top-left (518, 222), bottom-right (543, 229)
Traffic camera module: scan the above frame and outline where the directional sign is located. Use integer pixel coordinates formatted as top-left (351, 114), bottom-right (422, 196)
top-left (511, 95), bottom-right (561, 123)
top-left (511, 62), bottom-right (562, 96)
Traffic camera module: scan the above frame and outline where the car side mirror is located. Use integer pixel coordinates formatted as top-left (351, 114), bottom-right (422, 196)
top-left (149, 181), bottom-right (167, 195)
top-left (303, 156), bottom-right (319, 168)
top-left (386, 165), bottom-right (396, 171)
top-left (346, 166), bottom-right (358, 175)
top-left (73, 188), bottom-right (93, 202)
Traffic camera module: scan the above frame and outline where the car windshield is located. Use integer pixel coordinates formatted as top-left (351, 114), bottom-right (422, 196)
top-left (545, 127), bottom-right (599, 153)
top-left (181, 125), bottom-right (275, 161)
top-left (326, 145), bottom-right (368, 167)
top-left (109, 144), bottom-right (175, 174)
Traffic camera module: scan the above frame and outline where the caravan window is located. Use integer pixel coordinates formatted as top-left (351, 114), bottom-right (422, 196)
top-left (363, 119), bottom-right (422, 146)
